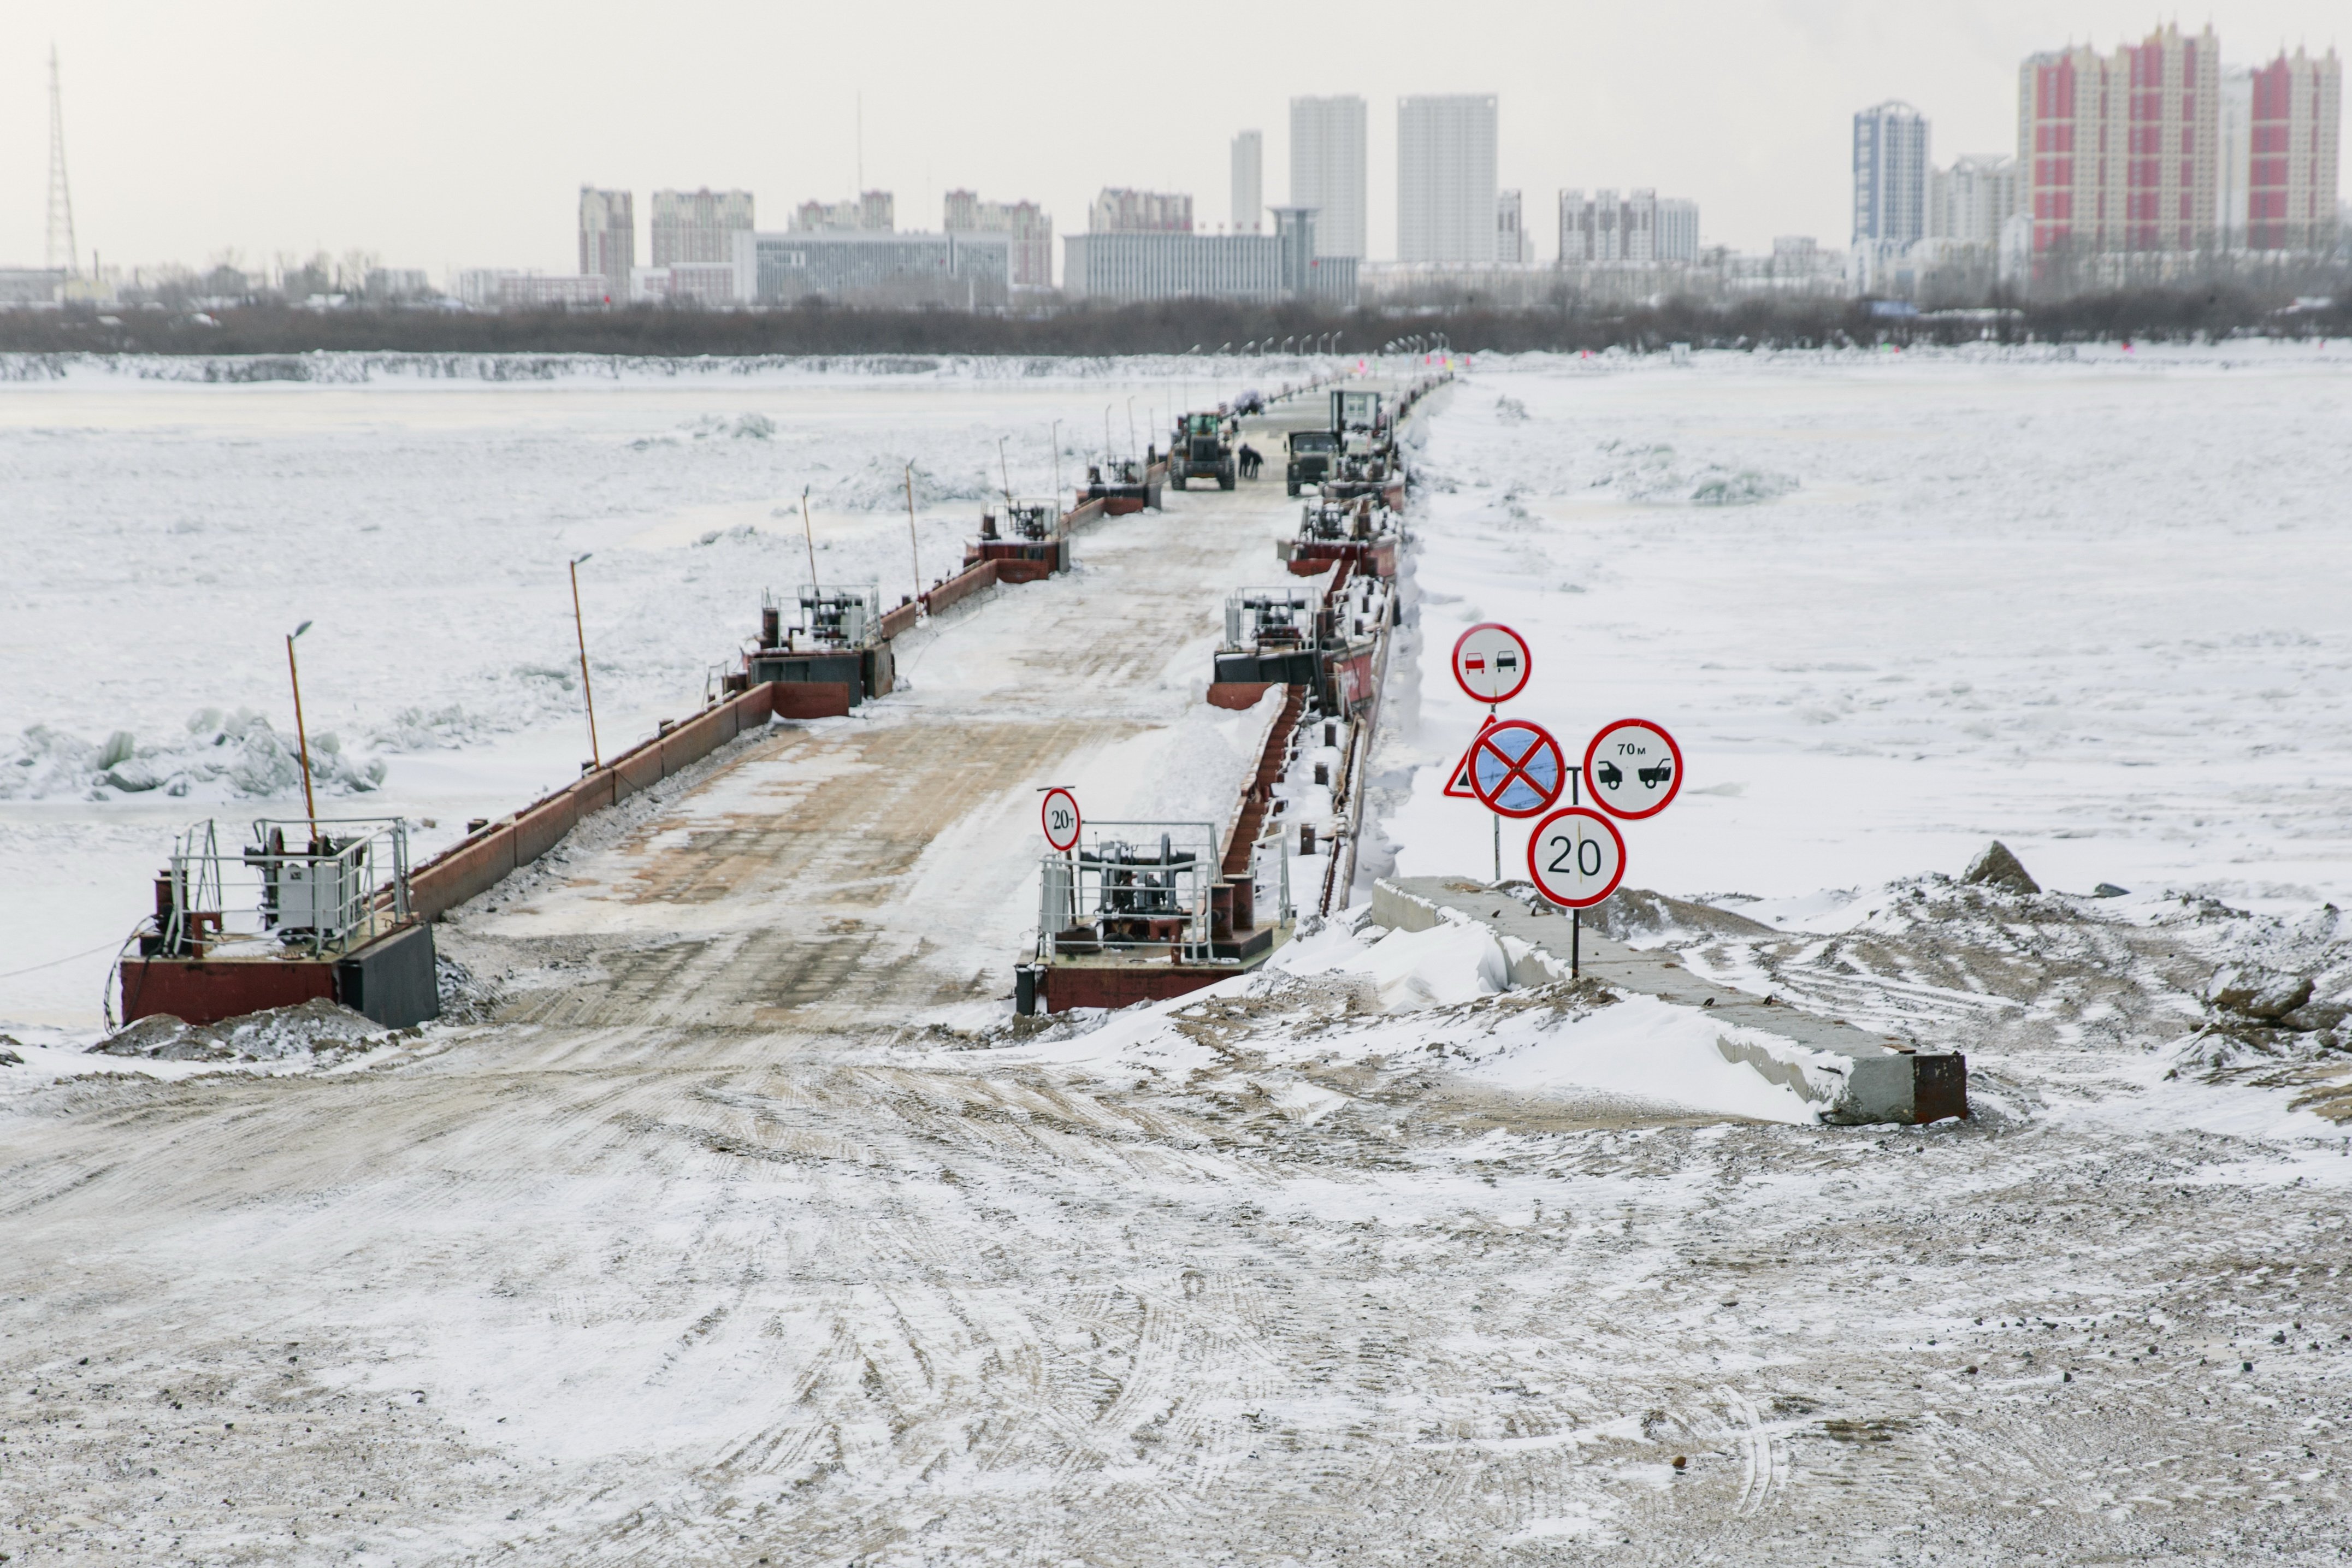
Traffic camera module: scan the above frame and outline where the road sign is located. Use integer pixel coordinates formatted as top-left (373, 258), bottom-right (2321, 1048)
top-left (1583, 719), bottom-right (1684, 820)
top-left (1527, 807), bottom-right (1627, 909)
top-left (1450, 623), bottom-right (1531, 705)
top-left (1467, 720), bottom-right (1566, 819)
top-left (1041, 788), bottom-right (1082, 852)
top-left (1441, 715), bottom-right (1497, 798)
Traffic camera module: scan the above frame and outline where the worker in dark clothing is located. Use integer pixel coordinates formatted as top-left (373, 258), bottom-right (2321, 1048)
top-left (1238, 443), bottom-right (1263, 480)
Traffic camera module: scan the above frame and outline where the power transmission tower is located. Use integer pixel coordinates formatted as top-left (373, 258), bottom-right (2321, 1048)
top-left (46, 45), bottom-right (79, 277)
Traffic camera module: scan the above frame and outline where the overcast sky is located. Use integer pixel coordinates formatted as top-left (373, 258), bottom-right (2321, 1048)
top-left (1, 1), bottom-right (2342, 278)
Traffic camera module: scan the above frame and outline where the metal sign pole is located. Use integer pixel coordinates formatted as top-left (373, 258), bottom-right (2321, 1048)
top-left (903, 463), bottom-right (922, 610)
top-left (799, 486), bottom-right (819, 594)
top-left (1570, 764), bottom-right (1581, 977)
top-left (1488, 701), bottom-right (1498, 882)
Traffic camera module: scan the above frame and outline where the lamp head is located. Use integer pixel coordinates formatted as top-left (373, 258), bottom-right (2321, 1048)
top-left (291, 620), bottom-right (312, 640)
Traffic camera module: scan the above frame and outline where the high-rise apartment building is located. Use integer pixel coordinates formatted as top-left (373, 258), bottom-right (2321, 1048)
top-left (1397, 94), bottom-right (1498, 265)
top-left (2219, 67), bottom-right (2254, 246)
top-left (2018, 23), bottom-right (2220, 259)
top-left (1926, 155), bottom-right (2019, 246)
top-left (1231, 131), bottom-right (1263, 233)
top-left (1558, 190), bottom-right (1699, 264)
top-left (578, 187), bottom-right (633, 293)
top-left (650, 189), bottom-right (753, 267)
top-left (1290, 96), bottom-right (1368, 258)
top-left (1853, 102), bottom-right (1931, 246)
top-left (1090, 188), bottom-right (1192, 233)
top-left (943, 191), bottom-right (1054, 287)
top-left (1656, 197), bottom-right (1700, 262)
top-left (794, 192), bottom-right (894, 233)
top-left (2247, 46), bottom-right (2342, 251)
top-left (1495, 190), bottom-right (1528, 263)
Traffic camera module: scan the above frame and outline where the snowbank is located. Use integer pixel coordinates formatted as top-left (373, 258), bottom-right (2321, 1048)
top-left (998, 913), bottom-right (1821, 1125)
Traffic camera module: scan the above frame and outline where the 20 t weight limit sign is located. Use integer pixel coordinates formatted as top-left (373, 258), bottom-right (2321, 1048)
top-left (1527, 807), bottom-right (1626, 909)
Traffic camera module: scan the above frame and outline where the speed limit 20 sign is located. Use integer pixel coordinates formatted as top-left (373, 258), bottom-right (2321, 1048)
top-left (1527, 807), bottom-right (1626, 909)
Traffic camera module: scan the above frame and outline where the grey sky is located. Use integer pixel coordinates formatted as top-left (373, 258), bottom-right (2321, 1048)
top-left (2, 1), bottom-right (2342, 276)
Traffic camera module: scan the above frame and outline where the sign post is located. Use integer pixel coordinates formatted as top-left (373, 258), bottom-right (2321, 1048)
top-left (1450, 624), bottom-right (1533, 878)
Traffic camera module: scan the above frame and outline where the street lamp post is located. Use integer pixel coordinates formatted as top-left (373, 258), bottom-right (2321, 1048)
top-left (569, 553), bottom-right (601, 772)
top-left (285, 620), bottom-right (317, 839)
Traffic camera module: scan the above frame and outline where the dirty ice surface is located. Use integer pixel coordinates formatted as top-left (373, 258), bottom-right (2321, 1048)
top-left (1378, 341), bottom-right (2352, 923)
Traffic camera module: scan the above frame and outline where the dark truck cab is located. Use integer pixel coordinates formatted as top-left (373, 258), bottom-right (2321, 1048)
top-left (1285, 428), bottom-right (1342, 496)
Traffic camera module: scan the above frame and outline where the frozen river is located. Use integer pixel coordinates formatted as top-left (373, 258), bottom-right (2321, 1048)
top-left (5, 345), bottom-right (2348, 1034)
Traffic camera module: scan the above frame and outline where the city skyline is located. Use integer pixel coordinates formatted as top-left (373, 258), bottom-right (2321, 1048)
top-left (1, 2), bottom-right (2343, 278)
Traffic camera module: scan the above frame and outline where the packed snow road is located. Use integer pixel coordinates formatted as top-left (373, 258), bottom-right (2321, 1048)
top-left (4, 350), bottom-right (2351, 1566)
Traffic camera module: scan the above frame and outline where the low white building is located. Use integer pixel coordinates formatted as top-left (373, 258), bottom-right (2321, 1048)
top-left (453, 270), bottom-right (614, 309)
top-left (730, 229), bottom-right (1009, 308)
top-left (630, 264), bottom-right (744, 306)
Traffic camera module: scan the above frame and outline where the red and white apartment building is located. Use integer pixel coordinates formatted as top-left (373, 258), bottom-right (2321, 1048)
top-left (2019, 23), bottom-right (2339, 273)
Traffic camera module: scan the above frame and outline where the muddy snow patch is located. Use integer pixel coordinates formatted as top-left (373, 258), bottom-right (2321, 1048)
top-left (91, 998), bottom-right (389, 1063)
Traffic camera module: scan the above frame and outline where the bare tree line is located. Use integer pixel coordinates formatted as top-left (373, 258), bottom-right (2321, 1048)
top-left (1, 280), bottom-right (2345, 359)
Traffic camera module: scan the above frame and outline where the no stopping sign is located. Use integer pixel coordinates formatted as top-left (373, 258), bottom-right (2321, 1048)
top-left (1526, 807), bottom-right (1626, 909)
top-left (1467, 720), bottom-right (1565, 819)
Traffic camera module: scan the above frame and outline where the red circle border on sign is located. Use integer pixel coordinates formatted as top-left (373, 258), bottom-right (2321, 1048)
top-left (1041, 788), bottom-right (1082, 852)
top-left (1450, 622), bottom-right (1532, 705)
top-left (1582, 719), bottom-right (1686, 821)
top-left (1525, 807), bottom-right (1628, 909)
top-left (1467, 720), bottom-right (1565, 820)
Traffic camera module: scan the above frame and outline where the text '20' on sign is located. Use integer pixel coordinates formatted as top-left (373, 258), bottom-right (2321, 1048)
top-left (1451, 623), bottom-right (1531, 705)
top-left (1584, 719), bottom-right (1683, 820)
top-left (1040, 788), bottom-right (1082, 853)
top-left (1527, 807), bottom-right (1626, 909)
top-left (1467, 720), bottom-right (1565, 819)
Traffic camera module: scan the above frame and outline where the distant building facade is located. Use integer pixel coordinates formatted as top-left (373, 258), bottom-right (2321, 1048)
top-left (0, 268), bottom-right (67, 306)
top-left (733, 229), bottom-right (1008, 307)
top-left (2246, 46), bottom-right (2342, 251)
top-left (1496, 190), bottom-right (1529, 263)
top-left (651, 189), bottom-right (753, 266)
top-left (2219, 67), bottom-right (2255, 247)
top-left (794, 192), bottom-right (895, 233)
top-left (362, 268), bottom-right (433, 301)
top-left (943, 191), bottom-right (1053, 287)
top-left (1090, 188), bottom-right (1192, 233)
top-left (459, 270), bottom-right (613, 309)
top-left (1231, 130), bottom-right (1264, 233)
top-left (1397, 94), bottom-right (1499, 264)
top-left (631, 264), bottom-right (743, 306)
top-left (1290, 96), bottom-right (1368, 258)
top-left (1558, 189), bottom-right (1699, 263)
top-left (1062, 216), bottom-right (1356, 305)
top-left (1926, 155), bottom-right (2019, 247)
top-left (2018, 23), bottom-right (2220, 262)
top-left (1853, 101), bottom-right (1931, 247)
top-left (578, 187), bottom-right (633, 294)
